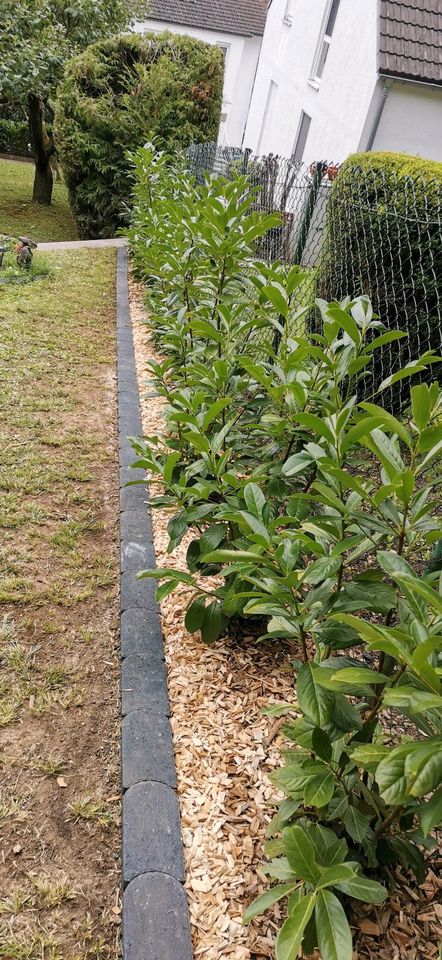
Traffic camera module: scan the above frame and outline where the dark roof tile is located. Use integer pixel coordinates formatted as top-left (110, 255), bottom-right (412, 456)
top-left (379, 0), bottom-right (442, 84)
top-left (146, 0), bottom-right (267, 37)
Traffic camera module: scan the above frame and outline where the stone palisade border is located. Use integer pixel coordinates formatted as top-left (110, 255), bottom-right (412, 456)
top-left (117, 247), bottom-right (193, 960)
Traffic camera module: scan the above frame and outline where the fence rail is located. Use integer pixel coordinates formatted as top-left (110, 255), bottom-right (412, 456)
top-left (187, 143), bottom-right (442, 410)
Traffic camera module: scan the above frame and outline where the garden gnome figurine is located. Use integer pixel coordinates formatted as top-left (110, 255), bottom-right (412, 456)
top-left (16, 236), bottom-right (37, 271)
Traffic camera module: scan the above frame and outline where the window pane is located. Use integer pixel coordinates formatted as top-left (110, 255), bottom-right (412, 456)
top-left (292, 111), bottom-right (311, 162)
top-left (315, 38), bottom-right (330, 79)
top-left (325, 0), bottom-right (340, 38)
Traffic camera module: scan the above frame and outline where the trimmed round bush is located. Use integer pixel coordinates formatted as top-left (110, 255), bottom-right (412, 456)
top-left (54, 32), bottom-right (223, 238)
top-left (315, 151), bottom-right (442, 406)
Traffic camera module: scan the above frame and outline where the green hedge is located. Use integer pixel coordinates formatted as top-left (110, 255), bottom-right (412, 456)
top-left (54, 32), bottom-right (223, 239)
top-left (0, 118), bottom-right (32, 157)
top-left (316, 151), bottom-right (442, 405)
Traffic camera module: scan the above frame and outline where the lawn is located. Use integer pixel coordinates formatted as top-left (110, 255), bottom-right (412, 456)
top-left (0, 158), bottom-right (77, 242)
top-left (0, 251), bottom-right (120, 958)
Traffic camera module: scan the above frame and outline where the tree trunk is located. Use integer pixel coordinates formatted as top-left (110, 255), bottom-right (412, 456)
top-left (28, 92), bottom-right (55, 206)
top-left (32, 165), bottom-right (53, 205)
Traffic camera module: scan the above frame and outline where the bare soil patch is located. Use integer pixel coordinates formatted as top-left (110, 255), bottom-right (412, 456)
top-left (0, 250), bottom-right (120, 959)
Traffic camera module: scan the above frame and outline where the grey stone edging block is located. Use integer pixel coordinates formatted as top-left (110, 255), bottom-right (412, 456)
top-left (122, 655), bottom-right (170, 716)
top-left (121, 539), bottom-right (155, 574)
top-left (120, 609), bottom-right (164, 661)
top-left (119, 484), bottom-right (146, 513)
top-left (120, 466), bottom-right (145, 486)
top-left (123, 781), bottom-right (185, 884)
top-left (120, 571), bottom-right (157, 612)
top-left (122, 710), bottom-right (176, 789)
top-left (123, 873), bottom-right (193, 960)
top-left (116, 246), bottom-right (191, 959)
top-left (120, 509), bottom-right (152, 542)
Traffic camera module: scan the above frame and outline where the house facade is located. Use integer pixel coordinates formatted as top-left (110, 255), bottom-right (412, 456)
top-left (243, 0), bottom-right (442, 163)
top-left (135, 0), bottom-right (267, 147)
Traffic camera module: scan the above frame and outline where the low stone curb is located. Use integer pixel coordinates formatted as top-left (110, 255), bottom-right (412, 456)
top-left (116, 246), bottom-right (193, 959)
top-left (38, 238), bottom-right (128, 251)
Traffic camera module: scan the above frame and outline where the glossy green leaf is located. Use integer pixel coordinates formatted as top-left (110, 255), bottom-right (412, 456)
top-left (312, 727), bottom-right (333, 762)
top-left (243, 482), bottom-right (266, 517)
top-left (303, 770), bottom-right (335, 808)
top-left (411, 383), bottom-right (432, 431)
top-left (243, 880), bottom-right (299, 924)
top-left (275, 894), bottom-right (316, 960)
top-left (315, 889), bottom-right (352, 960)
top-left (316, 864), bottom-right (354, 889)
top-left (297, 662), bottom-right (335, 726)
top-left (303, 555), bottom-right (342, 586)
top-left (382, 687), bottom-right (442, 714)
top-left (184, 596), bottom-right (206, 633)
top-left (200, 601), bottom-right (225, 644)
top-left (320, 666), bottom-right (390, 689)
top-left (342, 805), bottom-right (373, 843)
top-left (419, 786), bottom-right (442, 837)
top-left (405, 741), bottom-right (442, 797)
top-left (350, 743), bottom-right (389, 770)
top-left (282, 825), bottom-right (320, 883)
top-left (334, 870), bottom-right (387, 903)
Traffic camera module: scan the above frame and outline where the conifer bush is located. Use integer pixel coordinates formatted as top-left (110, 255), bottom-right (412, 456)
top-left (54, 33), bottom-right (223, 238)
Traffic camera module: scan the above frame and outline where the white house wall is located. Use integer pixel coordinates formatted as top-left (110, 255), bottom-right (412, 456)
top-left (243, 0), bottom-right (379, 162)
top-left (372, 81), bottom-right (442, 162)
top-left (135, 20), bottom-right (261, 147)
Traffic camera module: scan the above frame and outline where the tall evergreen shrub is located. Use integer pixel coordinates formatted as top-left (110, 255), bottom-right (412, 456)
top-left (54, 32), bottom-right (223, 238)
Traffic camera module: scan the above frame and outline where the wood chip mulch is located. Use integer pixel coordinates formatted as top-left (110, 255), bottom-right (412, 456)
top-left (129, 278), bottom-right (442, 960)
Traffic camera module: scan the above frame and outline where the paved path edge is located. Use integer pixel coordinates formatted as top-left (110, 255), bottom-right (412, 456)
top-left (116, 246), bottom-right (193, 960)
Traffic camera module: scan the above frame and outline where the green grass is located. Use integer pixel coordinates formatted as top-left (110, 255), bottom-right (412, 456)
top-left (0, 158), bottom-right (77, 242)
top-left (0, 248), bottom-right (117, 615)
top-left (0, 249), bottom-right (118, 955)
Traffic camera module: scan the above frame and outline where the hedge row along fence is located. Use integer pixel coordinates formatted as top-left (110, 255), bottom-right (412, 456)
top-left (187, 145), bottom-right (442, 412)
top-left (54, 32), bottom-right (223, 239)
top-left (127, 145), bottom-right (442, 960)
top-left (0, 118), bottom-right (32, 157)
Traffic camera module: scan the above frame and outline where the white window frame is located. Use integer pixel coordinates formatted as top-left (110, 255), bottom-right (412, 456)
top-left (310, 0), bottom-right (340, 85)
top-left (292, 110), bottom-right (311, 162)
top-left (216, 42), bottom-right (230, 68)
top-left (283, 0), bottom-right (295, 26)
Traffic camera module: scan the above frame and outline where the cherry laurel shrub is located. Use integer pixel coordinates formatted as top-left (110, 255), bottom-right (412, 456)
top-left (128, 146), bottom-right (442, 960)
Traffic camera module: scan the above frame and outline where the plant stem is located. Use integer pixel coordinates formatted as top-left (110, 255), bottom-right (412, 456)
top-left (374, 804), bottom-right (402, 838)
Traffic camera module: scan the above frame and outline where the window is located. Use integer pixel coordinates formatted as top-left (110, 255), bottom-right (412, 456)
top-left (216, 43), bottom-right (229, 64)
top-left (292, 111), bottom-right (311, 162)
top-left (257, 80), bottom-right (278, 154)
top-left (311, 0), bottom-right (340, 83)
top-left (283, 0), bottom-right (295, 25)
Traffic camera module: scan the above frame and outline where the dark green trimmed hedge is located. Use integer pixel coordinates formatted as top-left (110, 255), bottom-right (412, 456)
top-left (0, 118), bottom-right (32, 157)
top-left (316, 151), bottom-right (442, 405)
top-left (54, 32), bottom-right (223, 239)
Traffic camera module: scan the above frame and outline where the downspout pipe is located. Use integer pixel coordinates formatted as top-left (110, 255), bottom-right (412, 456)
top-left (360, 79), bottom-right (390, 152)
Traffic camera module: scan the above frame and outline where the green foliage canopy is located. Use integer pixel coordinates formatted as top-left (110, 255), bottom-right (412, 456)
top-left (126, 146), bottom-right (442, 960)
top-left (0, 0), bottom-right (148, 110)
top-left (54, 33), bottom-right (223, 237)
top-left (316, 151), bottom-right (442, 408)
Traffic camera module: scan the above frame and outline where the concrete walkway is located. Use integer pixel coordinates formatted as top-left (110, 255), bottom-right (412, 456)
top-left (38, 238), bottom-right (127, 250)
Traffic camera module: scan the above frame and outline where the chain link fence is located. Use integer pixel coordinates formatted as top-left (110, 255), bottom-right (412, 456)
top-left (187, 142), bottom-right (442, 410)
